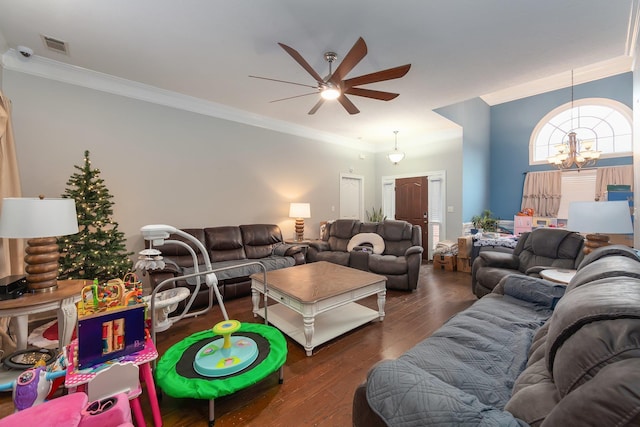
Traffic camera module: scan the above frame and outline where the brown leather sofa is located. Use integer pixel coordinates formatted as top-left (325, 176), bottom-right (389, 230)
top-left (146, 224), bottom-right (305, 311)
top-left (471, 228), bottom-right (585, 298)
top-left (307, 219), bottom-right (423, 291)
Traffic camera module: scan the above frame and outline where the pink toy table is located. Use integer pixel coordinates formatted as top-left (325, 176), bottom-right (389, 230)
top-left (65, 335), bottom-right (162, 427)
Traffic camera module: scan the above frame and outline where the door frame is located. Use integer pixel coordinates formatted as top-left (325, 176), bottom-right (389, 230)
top-left (381, 170), bottom-right (446, 259)
top-left (340, 173), bottom-right (365, 220)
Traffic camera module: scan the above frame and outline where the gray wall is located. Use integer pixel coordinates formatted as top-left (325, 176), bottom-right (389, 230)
top-left (374, 131), bottom-right (463, 239)
top-left (435, 98), bottom-right (490, 223)
top-left (2, 70), bottom-right (380, 252)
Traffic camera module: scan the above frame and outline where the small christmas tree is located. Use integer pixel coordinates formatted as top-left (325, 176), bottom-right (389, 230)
top-left (58, 150), bottom-right (133, 282)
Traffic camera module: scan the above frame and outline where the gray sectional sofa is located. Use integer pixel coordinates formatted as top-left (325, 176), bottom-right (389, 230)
top-left (307, 219), bottom-right (423, 291)
top-left (353, 245), bottom-right (640, 426)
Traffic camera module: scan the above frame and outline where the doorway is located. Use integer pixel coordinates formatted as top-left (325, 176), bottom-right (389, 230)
top-left (395, 177), bottom-right (429, 260)
top-left (340, 173), bottom-right (364, 220)
top-left (382, 171), bottom-right (446, 260)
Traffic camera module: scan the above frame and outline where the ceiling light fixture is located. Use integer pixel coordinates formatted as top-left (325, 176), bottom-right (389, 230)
top-left (321, 84), bottom-right (341, 100)
top-left (547, 70), bottom-right (601, 169)
top-left (387, 130), bottom-right (405, 165)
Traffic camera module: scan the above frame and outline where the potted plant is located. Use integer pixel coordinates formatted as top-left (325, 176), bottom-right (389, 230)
top-left (366, 207), bottom-right (387, 222)
top-left (471, 210), bottom-right (499, 233)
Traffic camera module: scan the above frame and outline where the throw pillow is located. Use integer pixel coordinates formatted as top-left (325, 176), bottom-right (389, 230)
top-left (347, 233), bottom-right (385, 254)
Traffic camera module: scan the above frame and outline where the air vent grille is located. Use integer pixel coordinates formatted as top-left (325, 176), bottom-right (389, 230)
top-left (41, 35), bottom-right (68, 54)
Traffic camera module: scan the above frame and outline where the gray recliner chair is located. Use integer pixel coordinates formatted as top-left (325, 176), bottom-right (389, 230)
top-left (471, 228), bottom-right (585, 298)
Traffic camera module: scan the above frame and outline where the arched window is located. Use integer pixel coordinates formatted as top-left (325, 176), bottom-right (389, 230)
top-left (529, 98), bottom-right (632, 165)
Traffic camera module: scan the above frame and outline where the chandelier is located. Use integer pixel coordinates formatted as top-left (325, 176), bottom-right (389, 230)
top-left (387, 130), bottom-right (405, 164)
top-left (547, 132), bottom-right (600, 169)
top-left (547, 70), bottom-right (601, 169)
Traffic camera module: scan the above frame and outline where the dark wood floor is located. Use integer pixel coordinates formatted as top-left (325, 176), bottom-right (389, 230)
top-left (0, 263), bottom-right (476, 426)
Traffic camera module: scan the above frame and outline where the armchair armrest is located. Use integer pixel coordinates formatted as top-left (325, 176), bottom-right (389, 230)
top-left (494, 275), bottom-right (566, 308)
top-left (147, 269), bottom-right (179, 290)
top-left (272, 243), bottom-right (303, 257)
top-left (524, 265), bottom-right (547, 276)
top-left (308, 240), bottom-right (330, 252)
top-left (478, 251), bottom-right (520, 270)
top-left (404, 245), bottom-right (424, 257)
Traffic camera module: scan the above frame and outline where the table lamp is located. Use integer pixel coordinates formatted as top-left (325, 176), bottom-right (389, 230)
top-left (0, 197), bottom-right (78, 292)
top-left (567, 200), bottom-right (633, 254)
top-left (289, 202), bottom-right (311, 242)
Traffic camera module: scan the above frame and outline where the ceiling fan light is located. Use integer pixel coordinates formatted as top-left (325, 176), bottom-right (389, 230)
top-left (321, 87), bottom-right (340, 100)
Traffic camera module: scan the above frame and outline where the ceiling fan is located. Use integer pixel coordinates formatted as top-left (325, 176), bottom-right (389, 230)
top-left (250, 37), bottom-right (411, 115)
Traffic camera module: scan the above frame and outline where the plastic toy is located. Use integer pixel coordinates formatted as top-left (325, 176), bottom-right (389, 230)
top-left (77, 273), bottom-right (145, 317)
top-left (193, 319), bottom-right (258, 377)
top-left (0, 355), bottom-right (67, 412)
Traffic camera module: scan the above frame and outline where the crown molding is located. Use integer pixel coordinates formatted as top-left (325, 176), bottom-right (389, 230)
top-left (1, 49), bottom-right (371, 151)
top-left (481, 55), bottom-right (633, 106)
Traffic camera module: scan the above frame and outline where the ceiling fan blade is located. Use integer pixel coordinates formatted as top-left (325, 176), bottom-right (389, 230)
top-left (278, 42), bottom-right (325, 84)
top-left (343, 64), bottom-right (411, 88)
top-left (269, 92), bottom-right (319, 103)
top-left (337, 94), bottom-right (360, 115)
top-left (249, 75), bottom-right (318, 89)
top-left (308, 98), bottom-right (325, 115)
top-left (344, 87), bottom-right (399, 101)
top-left (329, 37), bottom-right (367, 85)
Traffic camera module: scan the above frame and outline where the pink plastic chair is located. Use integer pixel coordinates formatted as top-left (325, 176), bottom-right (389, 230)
top-left (84, 362), bottom-right (145, 426)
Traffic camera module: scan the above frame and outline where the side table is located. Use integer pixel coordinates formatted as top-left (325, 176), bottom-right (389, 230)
top-left (0, 279), bottom-right (88, 350)
top-left (540, 269), bottom-right (577, 285)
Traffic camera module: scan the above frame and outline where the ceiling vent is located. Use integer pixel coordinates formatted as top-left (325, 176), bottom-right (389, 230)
top-left (41, 35), bottom-right (69, 55)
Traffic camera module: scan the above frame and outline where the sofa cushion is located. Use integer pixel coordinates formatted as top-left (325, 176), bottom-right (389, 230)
top-left (517, 229), bottom-right (583, 273)
top-left (541, 358), bottom-right (640, 426)
top-left (347, 233), bottom-right (385, 254)
top-left (365, 293), bottom-right (553, 425)
top-left (156, 228), bottom-right (208, 267)
top-left (544, 278), bottom-right (640, 388)
top-left (576, 244), bottom-right (640, 270)
top-left (240, 224), bottom-right (284, 259)
top-left (368, 254), bottom-right (407, 275)
top-left (475, 266), bottom-right (524, 292)
top-left (204, 226), bottom-right (246, 262)
top-left (567, 255), bottom-right (640, 292)
top-left (378, 220), bottom-right (414, 257)
top-left (314, 251), bottom-right (350, 266)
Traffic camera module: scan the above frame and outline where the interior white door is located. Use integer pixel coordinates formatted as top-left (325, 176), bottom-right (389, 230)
top-left (340, 173), bottom-right (364, 219)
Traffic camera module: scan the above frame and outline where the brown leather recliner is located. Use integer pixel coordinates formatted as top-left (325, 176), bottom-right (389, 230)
top-left (471, 228), bottom-right (585, 298)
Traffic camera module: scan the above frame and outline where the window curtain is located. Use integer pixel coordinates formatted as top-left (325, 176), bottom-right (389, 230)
top-left (595, 165), bottom-right (633, 201)
top-left (521, 170), bottom-right (562, 217)
top-left (0, 91), bottom-right (22, 354)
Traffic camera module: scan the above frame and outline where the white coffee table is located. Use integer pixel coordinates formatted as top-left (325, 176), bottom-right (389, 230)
top-left (250, 261), bottom-right (386, 356)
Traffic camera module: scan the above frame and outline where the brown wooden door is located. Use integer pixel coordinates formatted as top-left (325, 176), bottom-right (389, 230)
top-left (395, 176), bottom-right (429, 259)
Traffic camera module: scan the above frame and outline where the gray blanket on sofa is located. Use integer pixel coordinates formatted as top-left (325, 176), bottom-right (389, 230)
top-left (366, 279), bottom-right (563, 427)
top-left (182, 256), bottom-right (295, 285)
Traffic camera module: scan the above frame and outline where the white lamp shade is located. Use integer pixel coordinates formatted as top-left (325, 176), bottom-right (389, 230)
top-left (289, 203), bottom-right (311, 218)
top-left (567, 201), bottom-right (633, 234)
top-left (0, 197), bottom-right (79, 238)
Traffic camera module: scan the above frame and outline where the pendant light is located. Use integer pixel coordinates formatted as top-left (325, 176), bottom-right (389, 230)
top-left (387, 130), bottom-right (405, 165)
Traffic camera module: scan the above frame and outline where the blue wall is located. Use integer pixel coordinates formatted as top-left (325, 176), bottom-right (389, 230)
top-left (489, 72), bottom-right (633, 220)
top-left (435, 97), bottom-right (491, 221)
